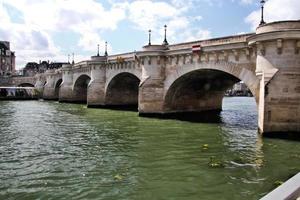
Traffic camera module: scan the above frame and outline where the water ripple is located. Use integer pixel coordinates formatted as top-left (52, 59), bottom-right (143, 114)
top-left (0, 99), bottom-right (299, 200)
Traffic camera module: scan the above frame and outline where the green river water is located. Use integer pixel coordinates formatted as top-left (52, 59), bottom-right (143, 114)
top-left (0, 97), bottom-right (299, 200)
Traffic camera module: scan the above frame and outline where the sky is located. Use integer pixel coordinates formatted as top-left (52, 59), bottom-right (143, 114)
top-left (0, 0), bottom-right (299, 69)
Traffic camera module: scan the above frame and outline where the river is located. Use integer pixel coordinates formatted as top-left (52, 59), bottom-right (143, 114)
top-left (0, 97), bottom-right (299, 200)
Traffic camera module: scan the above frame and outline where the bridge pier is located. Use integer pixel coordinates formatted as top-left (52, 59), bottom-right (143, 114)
top-left (248, 21), bottom-right (300, 135)
top-left (43, 70), bottom-right (61, 100)
top-left (138, 47), bottom-right (167, 114)
top-left (87, 65), bottom-right (106, 107)
top-left (34, 74), bottom-right (46, 97)
top-left (139, 78), bottom-right (165, 115)
top-left (59, 64), bottom-right (74, 103)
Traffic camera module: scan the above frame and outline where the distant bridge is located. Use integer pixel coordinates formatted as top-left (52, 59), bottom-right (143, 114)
top-left (5, 20), bottom-right (300, 135)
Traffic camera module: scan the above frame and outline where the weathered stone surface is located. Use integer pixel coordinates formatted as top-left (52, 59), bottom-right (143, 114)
top-left (248, 21), bottom-right (300, 134)
top-left (3, 20), bottom-right (300, 135)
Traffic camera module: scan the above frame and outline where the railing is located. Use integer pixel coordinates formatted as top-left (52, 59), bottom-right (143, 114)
top-left (168, 33), bottom-right (254, 51)
top-left (260, 173), bottom-right (300, 200)
top-left (66, 34), bottom-right (256, 69)
top-left (107, 52), bottom-right (136, 62)
top-left (73, 60), bottom-right (90, 68)
top-left (72, 61), bottom-right (91, 73)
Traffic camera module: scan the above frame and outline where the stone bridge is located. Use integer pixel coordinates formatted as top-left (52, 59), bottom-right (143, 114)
top-left (11, 21), bottom-right (300, 135)
top-left (13, 75), bottom-right (45, 87)
top-left (0, 75), bottom-right (45, 87)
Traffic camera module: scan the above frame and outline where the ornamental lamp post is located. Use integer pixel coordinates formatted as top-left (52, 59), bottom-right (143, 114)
top-left (162, 25), bottom-right (169, 45)
top-left (259, 0), bottom-right (266, 26)
top-left (148, 29), bottom-right (152, 46)
top-left (72, 53), bottom-right (75, 64)
top-left (105, 41), bottom-right (108, 57)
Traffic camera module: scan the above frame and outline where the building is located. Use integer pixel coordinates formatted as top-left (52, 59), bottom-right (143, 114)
top-left (225, 82), bottom-right (252, 96)
top-left (22, 61), bottom-right (68, 76)
top-left (22, 62), bottom-right (39, 77)
top-left (0, 41), bottom-right (16, 76)
top-left (233, 82), bottom-right (248, 92)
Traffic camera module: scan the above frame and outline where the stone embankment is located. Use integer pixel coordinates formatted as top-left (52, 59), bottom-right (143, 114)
top-left (0, 87), bottom-right (39, 100)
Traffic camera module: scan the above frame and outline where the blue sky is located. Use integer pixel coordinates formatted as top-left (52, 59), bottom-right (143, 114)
top-left (0, 0), bottom-right (299, 69)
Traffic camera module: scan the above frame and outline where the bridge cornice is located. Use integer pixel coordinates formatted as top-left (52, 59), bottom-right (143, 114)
top-left (74, 61), bottom-right (90, 67)
top-left (107, 52), bottom-right (136, 62)
top-left (137, 50), bottom-right (166, 57)
top-left (248, 30), bottom-right (300, 45)
top-left (136, 44), bottom-right (253, 60)
top-left (72, 66), bottom-right (91, 74)
top-left (256, 20), bottom-right (300, 34)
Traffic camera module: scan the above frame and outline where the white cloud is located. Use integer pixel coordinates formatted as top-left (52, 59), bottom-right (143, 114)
top-left (239, 0), bottom-right (254, 5)
top-left (193, 16), bottom-right (203, 21)
top-left (236, 31), bottom-right (246, 35)
top-left (0, 2), bottom-right (10, 25)
top-left (183, 29), bottom-right (212, 42)
top-left (0, 21), bottom-right (60, 68)
top-left (0, 0), bottom-right (126, 69)
top-left (0, 0), bottom-right (212, 69)
top-left (246, 0), bottom-right (300, 30)
top-left (126, 0), bottom-right (210, 44)
top-left (128, 0), bottom-right (179, 31)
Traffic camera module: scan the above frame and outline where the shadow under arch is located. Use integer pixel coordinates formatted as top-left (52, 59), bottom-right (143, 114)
top-left (105, 72), bottom-right (140, 111)
top-left (18, 83), bottom-right (34, 87)
top-left (73, 74), bottom-right (91, 103)
top-left (54, 79), bottom-right (62, 100)
top-left (162, 69), bottom-right (257, 123)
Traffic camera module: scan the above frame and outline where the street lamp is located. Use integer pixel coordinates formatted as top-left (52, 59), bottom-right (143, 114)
top-left (72, 53), bottom-right (74, 64)
top-left (105, 41), bottom-right (108, 57)
top-left (259, 0), bottom-right (266, 26)
top-left (148, 29), bottom-right (152, 46)
top-left (162, 25), bottom-right (169, 45)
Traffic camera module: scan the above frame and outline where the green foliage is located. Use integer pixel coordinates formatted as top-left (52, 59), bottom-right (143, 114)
top-left (208, 156), bottom-right (225, 168)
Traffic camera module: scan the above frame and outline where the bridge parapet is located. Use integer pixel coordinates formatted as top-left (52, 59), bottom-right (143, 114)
top-left (74, 60), bottom-right (89, 67)
top-left (256, 20), bottom-right (300, 34)
top-left (135, 34), bottom-right (256, 70)
top-left (72, 64), bottom-right (91, 74)
top-left (167, 33), bottom-right (254, 51)
top-left (107, 52), bottom-right (136, 62)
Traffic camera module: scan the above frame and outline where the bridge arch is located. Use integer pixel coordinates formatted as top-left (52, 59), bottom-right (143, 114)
top-left (18, 83), bottom-right (35, 87)
top-left (163, 62), bottom-right (259, 113)
top-left (54, 79), bottom-right (62, 99)
top-left (105, 72), bottom-right (140, 107)
top-left (73, 74), bottom-right (91, 103)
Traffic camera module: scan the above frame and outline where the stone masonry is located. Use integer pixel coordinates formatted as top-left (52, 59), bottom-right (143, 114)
top-left (4, 20), bottom-right (300, 135)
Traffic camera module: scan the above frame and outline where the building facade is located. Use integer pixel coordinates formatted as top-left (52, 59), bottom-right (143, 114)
top-left (226, 82), bottom-right (252, 96)
top-left (22, 61), bottom-right (68, 77)
top-left (0, 41), bottom-right (15, 76)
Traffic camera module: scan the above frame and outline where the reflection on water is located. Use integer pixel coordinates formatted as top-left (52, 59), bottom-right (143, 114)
top-left (0, 97), bottom-right (299, 200)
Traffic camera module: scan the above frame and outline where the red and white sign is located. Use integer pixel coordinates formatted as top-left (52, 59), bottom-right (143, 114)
top-left (192, 45), bottom-right (201, 53)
